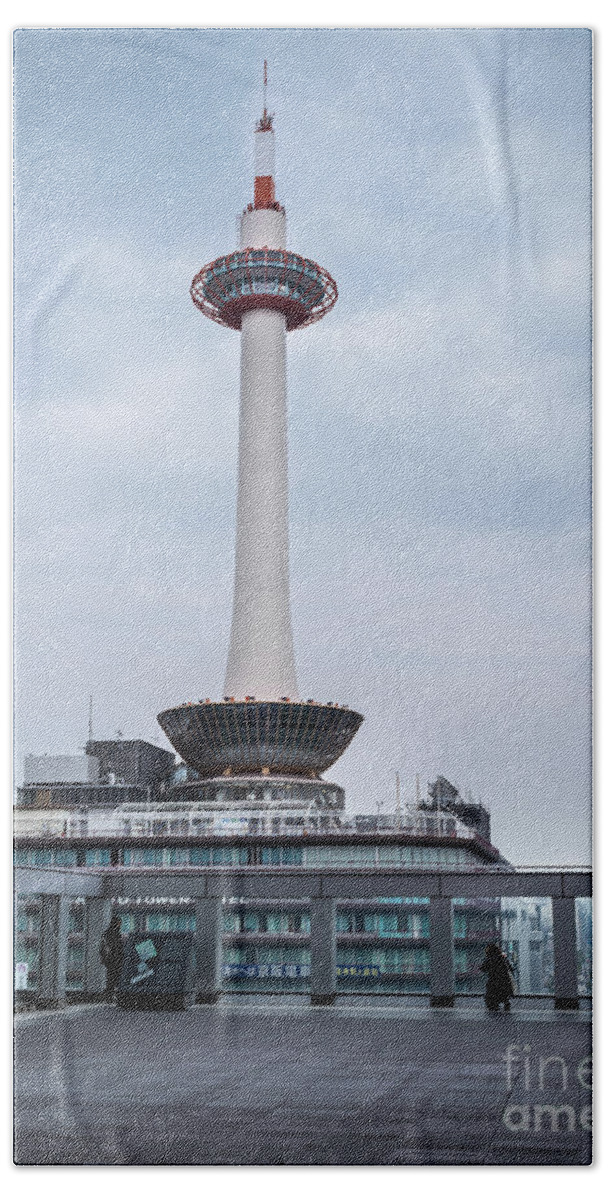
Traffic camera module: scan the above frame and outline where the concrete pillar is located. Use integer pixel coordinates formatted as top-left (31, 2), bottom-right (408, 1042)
top-left (84, 898), bottom-right (112, 998)
top-left (195, 898), bottom-right (223, 1003)
top-left (429, 897), bottom-right (455, 1007)
top-left (552, 897), bottom-right (579, 1010)
top-left (37, 894), bottom-right (70, 1008)
top-left (310, 898), bottom-right (336, 1006)
top-left (224, 305), bottom-right (297, 701)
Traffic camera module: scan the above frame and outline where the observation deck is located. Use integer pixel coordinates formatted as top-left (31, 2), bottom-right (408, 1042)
top-left (190, 248), bottom-right (337, 330)
top-left (157, 700), bottom-right (363, 779)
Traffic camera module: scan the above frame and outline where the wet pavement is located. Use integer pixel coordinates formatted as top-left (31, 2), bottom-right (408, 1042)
top-left (14, 997), bottom-right (592, 1165)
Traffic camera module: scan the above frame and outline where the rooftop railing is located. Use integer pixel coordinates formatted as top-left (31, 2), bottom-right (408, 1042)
top-left (14, 807), bottom-right (482, 843)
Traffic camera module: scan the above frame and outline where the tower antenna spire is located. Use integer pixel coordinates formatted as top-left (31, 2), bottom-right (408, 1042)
top-left (88, 694), bottom-right (93, 744)
top-left (257, 60), bottom-right (273, 132)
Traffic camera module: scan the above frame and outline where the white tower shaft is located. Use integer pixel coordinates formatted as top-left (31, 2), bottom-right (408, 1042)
top-left (223, 202), bottom-right (298, 700)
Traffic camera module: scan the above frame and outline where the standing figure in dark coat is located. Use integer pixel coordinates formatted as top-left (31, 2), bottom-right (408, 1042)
top-left (480, 942), bottom-right (515, 1011)
top-left (100, 913), bottom-right (124, 1002)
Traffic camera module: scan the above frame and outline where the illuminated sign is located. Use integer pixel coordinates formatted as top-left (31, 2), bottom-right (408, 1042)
top-left (336, 965), bottom-right (380, 978)
top-left (224, 964), bottom-right (310, 979)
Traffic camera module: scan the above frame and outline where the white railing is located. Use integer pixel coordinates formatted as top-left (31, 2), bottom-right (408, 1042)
top-left (14, 807), bottom-right (481, 843)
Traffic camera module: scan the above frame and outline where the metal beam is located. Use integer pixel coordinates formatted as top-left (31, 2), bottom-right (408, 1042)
top-left (15, 867), bottom-right (102, 897)
top-left (94, 867), bottom-right (591, 902)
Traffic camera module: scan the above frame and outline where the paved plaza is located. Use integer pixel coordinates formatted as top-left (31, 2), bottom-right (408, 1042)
top-left (14, 998), bottom-right (592, 1166)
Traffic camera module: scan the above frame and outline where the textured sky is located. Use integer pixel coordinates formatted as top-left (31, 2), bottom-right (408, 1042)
top-left (14, 27), bottom-right (592, 864)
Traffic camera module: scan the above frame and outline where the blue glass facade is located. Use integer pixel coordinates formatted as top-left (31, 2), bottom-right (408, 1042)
top-left (14, 841), bottom-right (484, 869)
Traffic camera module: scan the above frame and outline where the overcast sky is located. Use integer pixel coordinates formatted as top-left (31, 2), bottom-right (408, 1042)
top-left (14, 27), bottom-right (592, 864)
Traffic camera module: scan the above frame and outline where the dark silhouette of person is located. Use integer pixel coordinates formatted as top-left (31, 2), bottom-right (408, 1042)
top-left (480, 942), bottom-right (515, 1012)
top-left (99, 913), bottom-right (124, 1002)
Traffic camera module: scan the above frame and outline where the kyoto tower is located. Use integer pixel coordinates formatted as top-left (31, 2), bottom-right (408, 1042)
top-left (158, 69), bottom-right (363, 794)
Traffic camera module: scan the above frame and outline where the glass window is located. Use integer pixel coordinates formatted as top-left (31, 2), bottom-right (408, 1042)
top-left (410, 913), bottom-right (429, 938)
top-left (166, 847), bottom-right (189, 866)
top-left (122, 847), bottom-right (163, 866)
top-left (377, 845), bottom-right (400, 865)
top-left (378, 913), bottom-right (398, 936)
top-left (85, 848), bottom-right (110, 866)
top-left (336, 910), bottom-right (353, 933)
top-left (53, 849), bottom-right (77, 866)
top-left (261, 847), bottom-right (281, 865)
top-left (146, 912), bottom-right (195, 932)
top-left (67, 943), bottom-right (84, 967)
top-left (142, 847), bottom-right (163, 866)
top-left (281, 847), bottom-right (303, 865)
top-left (16, 904), bottom-right (40, 934)
top-left (576, 897), bottom-right (592, 996)
top-left (189, 847), bottom-right (211, 865)
top-left (209, 846), bottom-right (249, 865)
top-left (32, 850), bottom-right (52, 866)
top-left (68, 904), bottom-right (85, 933)
top-left (413, 948), bottom-right (430, 973)
top-left (304, 845), bottom-right (377, 867)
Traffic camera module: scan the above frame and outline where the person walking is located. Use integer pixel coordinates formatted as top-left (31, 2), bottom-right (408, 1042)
top-left (99, 913), bottom-right (124, 1003)
top-left (480, 942), bottom-right (515, 1012)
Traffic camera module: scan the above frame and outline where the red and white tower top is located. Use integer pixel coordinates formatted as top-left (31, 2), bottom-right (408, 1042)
top-left (190, 67), bottom-right (336, 330)
top-left (253, 60), bottom-right (277, 209)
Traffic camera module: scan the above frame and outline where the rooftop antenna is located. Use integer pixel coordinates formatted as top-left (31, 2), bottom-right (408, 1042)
top-left (395, 771), bottom-right (401, 827)
top-left (257, 59), bottom-right (273, 132)
top-left (88, 695), bottom-right (93, 744)
top-left (415, 773), bottom-right (421, 808)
